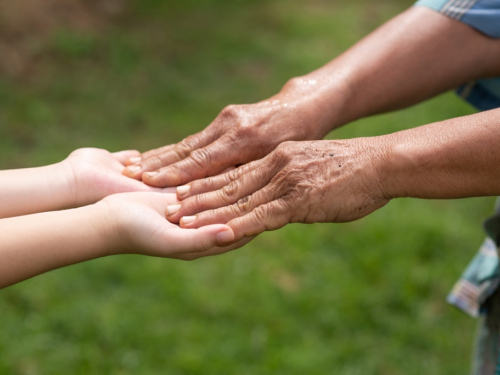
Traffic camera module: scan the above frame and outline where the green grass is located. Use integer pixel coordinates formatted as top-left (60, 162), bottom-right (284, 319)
top-left (0, 0), bottom-right (494, 373)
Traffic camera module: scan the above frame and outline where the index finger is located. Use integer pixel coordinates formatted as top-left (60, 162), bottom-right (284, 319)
top-left (223, 199), bottom-right (293, 244)
top-left (175, 159), bottom-right (262, 200)
top-left (142, 133), bottom-right (251, 187)
top-left (165, 160), bottom-right (273, 223)
top-left (123, 127), bottom-right (219, 180)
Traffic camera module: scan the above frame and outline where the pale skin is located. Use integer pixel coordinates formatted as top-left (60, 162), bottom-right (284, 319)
top-left (0, 148), bottom-right (249, 289)
top-left (121, 7), bottom-right (500, 253)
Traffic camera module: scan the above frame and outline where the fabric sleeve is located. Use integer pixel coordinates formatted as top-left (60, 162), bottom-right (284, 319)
top-left (414, 0), bottom-right (500, 38)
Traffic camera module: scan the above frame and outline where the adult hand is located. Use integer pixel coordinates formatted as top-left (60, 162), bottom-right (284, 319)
top-left (122, 77), bottom-right (340, 187)
top-left (98, 192), bottom-right (254, 260)
top-left (164, 140), bottom-right (390, 245)
top-left (123, 6), bottom-right (500, 189)
top-left (61, 148), bottom-right (171, 208)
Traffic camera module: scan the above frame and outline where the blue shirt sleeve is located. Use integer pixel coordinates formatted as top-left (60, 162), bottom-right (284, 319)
top-left (414, 0), bottom-right (500, 38)
top-left (414, 0), bottom-right (500, 111)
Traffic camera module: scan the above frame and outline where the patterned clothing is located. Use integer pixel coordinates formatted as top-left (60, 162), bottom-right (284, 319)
top-left (415, 0), bottom-right (500, 112)
top-left (413, 1), bottom-right (500, 374)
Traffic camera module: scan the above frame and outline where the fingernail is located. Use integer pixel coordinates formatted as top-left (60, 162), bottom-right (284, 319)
top-left (127, 165), bottom-right (141, 174)
top-left (166, 204), bottom-right (182, 215)
top-left (129, 157), bottom-right (142, 164)
top-left (145, 171), bottom-right (159, 178)
top-left (217, 230), bottom-right (234, 244)
top-left (181, 216), bottom-right (196, 225)
top-left (177, 185), bottom-right (191, 196)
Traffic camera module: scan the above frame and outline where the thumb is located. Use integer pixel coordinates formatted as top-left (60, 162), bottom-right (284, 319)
top-left (166, 225), bottom-right (235, 254)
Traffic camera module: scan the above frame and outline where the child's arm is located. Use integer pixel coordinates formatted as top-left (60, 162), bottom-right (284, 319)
top-left (0, 192), bottom-right (245, 289)
top-left (0, 148), bottom-right (165, 219)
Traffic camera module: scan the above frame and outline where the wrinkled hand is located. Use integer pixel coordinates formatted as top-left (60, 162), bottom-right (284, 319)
top-left (122, 77), bottom-right (337, 187)
top-left (61, 148), bottom-right (170, 207)
top-left (98, 192), bottom-right (253, 260)
top-left (165, 140), bottom-right (390, 245)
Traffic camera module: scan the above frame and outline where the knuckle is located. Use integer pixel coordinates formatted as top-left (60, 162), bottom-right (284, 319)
top-left (228, 204), bottom-right (243, 217)
top-left (145, 155), bottom-right (162, 167)
top-left (276, 140), bottom-right (294, 151)
top-left (253, 205), bottom-right (269, 222)
top-left (221, 180), bottom-right (241, 202)
top-left (196, 176), bottom-right (215, 192)
top-left (227, 168), bottom-right (242, 182)
top-left (180, 136), bottom-right (198, 151)
top-left (283, 77), bottom-right (303, 90)
top-left (274, 144), bottom-right (287, 157)
top-left (193, 193), bottom-right (209, 209)
top-left (234, 122), bottom-right (254, 139)
top-left (172, 142), bottom-right (193, 160)
top-left (189, 149), bottom-right (210, 169)
top-left (220, 104), bottom-right (240, 120)
top-left (236, 196), bottom-right (251, 213)
top-left (183, 132), bottom-right (203, 145)
top-left (273, 142), bottom-right (295, 163)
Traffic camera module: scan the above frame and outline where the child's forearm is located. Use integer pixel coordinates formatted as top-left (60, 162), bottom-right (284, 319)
top-left (0, 204), bottom-right (113, 288)
top-left (0, 162), bottom-right (74, 219)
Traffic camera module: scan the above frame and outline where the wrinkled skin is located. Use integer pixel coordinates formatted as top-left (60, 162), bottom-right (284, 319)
top-left (121, 7), bottom-right (500, 257)
top-left (122, 78), bottom-right (337, 187)
top-left (165, 140), bottom-right (389, 246)
top-left (122, 8), bottom-right (500, 190)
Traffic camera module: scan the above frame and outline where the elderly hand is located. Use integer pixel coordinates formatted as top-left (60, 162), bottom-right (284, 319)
top-left (164, 139), bottom-right (390, 245)
top-left (122, 78), bottom-right (341, 187)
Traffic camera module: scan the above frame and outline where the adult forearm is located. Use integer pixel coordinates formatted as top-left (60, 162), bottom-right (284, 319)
top-left (0, 205), bottom-right (112, 288)
top-left (379, 108), bottom-right (500, 199)
top-left (286, 7), bottom-right (500, 135)
top-left (129, 6), bottom-right (500, 188)
top-left (165, 108), bottom-right (500, 244)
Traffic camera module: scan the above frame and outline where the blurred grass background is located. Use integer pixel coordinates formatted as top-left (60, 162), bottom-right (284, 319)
top-left (0, 0), bottom-right (494, 374)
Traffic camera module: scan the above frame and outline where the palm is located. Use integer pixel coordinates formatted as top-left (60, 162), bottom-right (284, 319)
top-left (101, 192), bottom-right (254, 259)
top-left (64, 148), bottom-right (171, 207)
top-left (64, 149), bottom-right (255, 259)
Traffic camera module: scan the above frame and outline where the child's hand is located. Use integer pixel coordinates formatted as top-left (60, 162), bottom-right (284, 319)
top-left (97, 192), bottom-right (253, 259)
top-left (62, 148), bottom-right (168, 207)
top-left (0, 191), bottom-right (254, 288)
